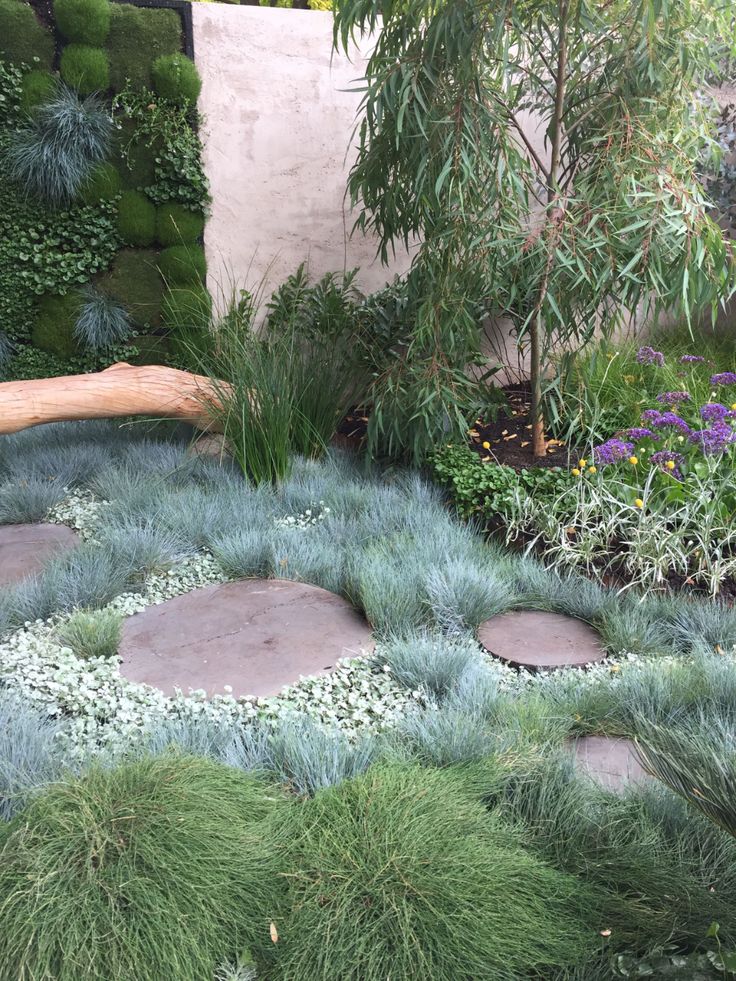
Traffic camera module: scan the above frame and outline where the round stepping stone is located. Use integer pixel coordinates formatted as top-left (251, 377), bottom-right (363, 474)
top-left (119, 579), bottom-right (374, 699)
top-left (572, 735), bottom-right (649, 793)
top-left (477, 610), bottom-right (604, 669)
top-left (0, 523), bottom-right (80, 587)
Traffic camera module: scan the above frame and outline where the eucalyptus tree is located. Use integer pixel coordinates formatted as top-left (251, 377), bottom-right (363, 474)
top-left (335, 0), bottom-right (735, 461)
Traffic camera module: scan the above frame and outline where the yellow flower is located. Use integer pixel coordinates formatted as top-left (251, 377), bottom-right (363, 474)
top-left (665, 460), bottom-right (675, 470)
top-left (634, 498), bottom-right (644, 508)
top-left (628, 456), bottom-right (638, 466)
top-left (731, 404), bottom-right (736, 411)
top-left (571, 468), bottom-right (581, 477)
top-left (482, 441), bottom-right (490, 450)
top-left (587, 465), bottom-right (597, 474)
top-left (578, 459), bottom-right (587, 467)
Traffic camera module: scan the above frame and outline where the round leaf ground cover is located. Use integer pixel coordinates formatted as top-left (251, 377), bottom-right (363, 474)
top-left (478, 610), bottom-right (605, 669)
top-left (118, 579), bottom-right (375, 698)
top-left (0, 523), bottom-right (79, 586)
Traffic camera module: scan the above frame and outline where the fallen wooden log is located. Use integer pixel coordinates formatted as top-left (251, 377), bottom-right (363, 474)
top-left (0, 363), bottom-right (227, 435)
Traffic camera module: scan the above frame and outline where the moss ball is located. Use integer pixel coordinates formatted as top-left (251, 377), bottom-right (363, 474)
top-left (128, 333), bottom-right (171, 366)
top-left (162, 285), bottom-right (211, 330)
top-left (32, 293), bottom-right (83, 359)
top-left (78, 162), bottom-right (121, 204)
top-left (54, 0), bottom-right (110, 45)
top-left (113, 118), bottom-right (160, 190)
top-left (151, 53), bottom-right (202, 106)
top-left (0, 0), bottom-right (54, 69)
top-left (156, 204), bottom-right (205, 247)
top-left (98, 249), bottom-right (165, 328)
top-left (107, 4), bottom-right (181, 92)
top-left (20, 69), bottom-right (55, 113)
top-left (117, 189), bottom-right (156, 247)
top-left (59, 44), bottom-right (110, 95)
top-left (157, 244), bottom-right (206, 286)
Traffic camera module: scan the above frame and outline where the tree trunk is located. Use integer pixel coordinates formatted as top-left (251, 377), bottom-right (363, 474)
top-left (0, 363), bottom-right (227, 435)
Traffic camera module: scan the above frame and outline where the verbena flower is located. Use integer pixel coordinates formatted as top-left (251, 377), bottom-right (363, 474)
top-left (626, 427), bottom-right (657, 440)
top-left (711, 372), bottom-right (736, 386)
top-left (640, 409), bottom-right (691, 434)
top-left (679, 355), bottom-right (705, 364)
top-left (592, 437), bottom-right (634, 465)
top-left (656, 391), bottom-right (690, 405)
top-left (689, 421), bottom-right (736, 455)
top-left (700, 403), bottom-right (735, 423)
top-left (650, 449), bottom-right (685, 480)
top-left (636, 346), bottom-right (665, 366)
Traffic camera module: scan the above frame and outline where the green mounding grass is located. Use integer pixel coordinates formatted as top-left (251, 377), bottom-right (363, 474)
top-left (57, 608), bottom-right (122, 659)
top-left (117, 188), bottom-right (157, 246)
top-left (54, 0), bottom-right (111, 45)
top-left (0, 0), bottom-right (54, 69)
top-left (20, 69), bottom-right (55, 113)
top-left (98, 249), bottom-right (165, 328)
top-left (78, 161), bottom-right (122, 203)
top-left (107, 4), bottom-right (182, 93)
top-left (162, 284), bottom-right (212, 331)
top-left (32, 293), bottom-right (84, 358)
top-left (0, 691), bottom-right (64, 822)
top-left (156, 202), bottom-right (205, 246)
top-left (152, 53), bottom-right (202, 105)
top-left (157, 244), bottom-right (206, 285)
top-left (59, 44), bottom-right (110, 95)
top-left (114, 118), bottom-right (159, 189)
top-left (492, 754), bottom-right (736, 953)
top-left (273, 764), bottom-right (602, 980)
top-left (0, 755), bottom-right (288, 981)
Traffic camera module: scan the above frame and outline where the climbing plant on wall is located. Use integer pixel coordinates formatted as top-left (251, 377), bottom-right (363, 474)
top-left (0, 0), bottom-right (210, 381)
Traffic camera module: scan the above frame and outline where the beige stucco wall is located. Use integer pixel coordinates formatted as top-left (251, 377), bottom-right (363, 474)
top-left (192, 4), bottom-right (412, 306)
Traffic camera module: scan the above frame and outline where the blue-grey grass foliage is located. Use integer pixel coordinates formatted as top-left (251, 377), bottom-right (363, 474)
top-left (379, 630), bottom-right (483, 699)
top-left (425, 560), bottom-right (514, 632)
top-left (210, 527), bottom-right (274, 579)
top-left (392, 704), bottom-right (505, 767)
top-left (0, 478), bottom-right (67, 524)
top-left (141, 716), bottom-right (245, 762)
top-left (4, 84), bottom-right (112, 205)
top-left (0, 333), bottom-right (14, 371)
top-left (0, 691), bottom-right (63, 821)
top-left (270, 527), bottom-right (347, 595)
top-left (95, 521), bottom-right (190, 578)
top-left (73, 286), bottom-right (132, 350)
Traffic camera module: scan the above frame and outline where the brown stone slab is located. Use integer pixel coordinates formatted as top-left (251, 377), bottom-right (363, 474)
top-left (572, 735), bottom-right (650, 793)
top-left (119, 579), bottom-right (374, 698)
top-left (0, 523), bottom-right (80, 587)
top-left (477, 610), bottom-right (604, 669)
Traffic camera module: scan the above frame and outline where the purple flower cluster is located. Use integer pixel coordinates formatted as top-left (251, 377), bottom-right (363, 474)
top-left (593, 437), bottom-right (635, 466)
top-left (656, 391), bottom-right (690, 405)
top-left (700, 403), bottom-right (736, 423)
top-left (679, 355), bottom-right (705, 364)
top-left (650, 450), bottom-right (685, 480)
top-left (711, 372), bottom-right (736, 386)
top-left (688, 421), bottom-right (736, 455)
top-left (636, 346), bottom-right (665, 367)
top-left (640, 409), bottom-right (691, 434)
top-left (626, 427), bottom-right (657, 440)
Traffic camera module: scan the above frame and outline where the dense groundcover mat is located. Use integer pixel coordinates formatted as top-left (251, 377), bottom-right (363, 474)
top-left (1, 420), bottom-right (736, 978)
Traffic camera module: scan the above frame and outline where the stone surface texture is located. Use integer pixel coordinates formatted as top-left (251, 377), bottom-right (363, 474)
top-left (118, 578), bottom-right (374, 698)
top-left (0, 523), bottom-right (79, 586)
top-left (477, 610), bottom-right (605, 669)
top-left (572, 735), bottom-right (650, 792)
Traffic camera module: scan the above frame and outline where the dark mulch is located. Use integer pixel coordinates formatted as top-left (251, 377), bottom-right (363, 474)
top-left (28, 0), bottom-right (56, 33)
top-left (337, 383), bottom-right (573, 471)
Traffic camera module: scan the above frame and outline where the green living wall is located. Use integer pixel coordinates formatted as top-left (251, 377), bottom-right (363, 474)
top-left (0, 0), bottom-right (210, 380)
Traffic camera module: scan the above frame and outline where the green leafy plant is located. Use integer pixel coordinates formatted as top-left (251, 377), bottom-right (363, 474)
top-left (74, 284), bottom-right (132, 349)
top-left (59, 44), bottom-right (110, 96)
top-left (0, 755), bottom-right (287, 981)
top-left (116, 188), bottom-right (156, 246)
top-left (57, 607), bottom-right (123, 659)
top-left (333, 0), bottom-right (735, 463)
top-left (4, 83), bottom-right (112, 205)
top-left (0, 0), bottom-right (54, 68)
top-left (151, 53), bottom-right (202, 106)
top-left (54, 0), bottom-right (111, 45)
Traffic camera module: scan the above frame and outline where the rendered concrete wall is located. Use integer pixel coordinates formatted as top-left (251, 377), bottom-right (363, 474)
top-left (192, 4), bottom-right (412, 306)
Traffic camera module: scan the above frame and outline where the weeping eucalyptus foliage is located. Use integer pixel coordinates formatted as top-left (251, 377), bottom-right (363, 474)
top-left (334, 0), bottom-right (736, 461)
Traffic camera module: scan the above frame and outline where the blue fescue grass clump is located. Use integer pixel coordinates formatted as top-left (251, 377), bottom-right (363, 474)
top-left (379, 631), bottom-right (482, 699)
top-left (0, 478), bottom-right (67, 524)
top-left (0, 755), bottom-right (288, 981)
top-left (4, 84), bottom-right (112, 205)
top-left (74, 285), bottom-right (132, 349)
top-left (0, 691), bottom-right (64, 822)
top-left (274, 764), bottom-right (602, 981)
top-left (95, 521), bottom-right (190, 578)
